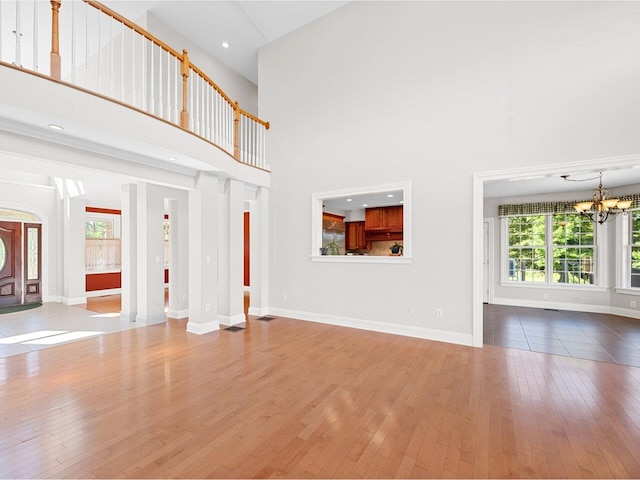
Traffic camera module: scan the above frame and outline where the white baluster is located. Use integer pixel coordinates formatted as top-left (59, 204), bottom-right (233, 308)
top-left (97, 9), bottom-right (101, 93)
top-left (158, 46), bottom-right (163, 118)
top-left (149, 42), bottom-right (154, 115)
top-left (84, 2), bottom-right (88, 87)
top-left (120, 21), bottom-right (124, 101)
top-left (109, 18), bottom-right (113, 98)
top-left (141, 35), bottom-right (146, 110)
top-left (71, 0), bottom-right (76, 84)
top-left (32, 0), bottom-right (38, 71)
top-left (173, 56), bottom-right (178, 123)
top-left (14, 0), bottom-right (21, 67)
top-left (0, 1), bottom-right (3, 61)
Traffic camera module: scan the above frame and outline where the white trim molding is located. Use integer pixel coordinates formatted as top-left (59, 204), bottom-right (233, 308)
top-left (63, 296), bottom-right (87, 306)
top-left (135, 313), bottom-right (166, 326)
top-left (311, 181), bottom-right (412, 262)
top-left (268, 308), bottom-right (473, 347)
top-left (85, 288), bottom-right (122, 298)
top-left (218, 313), bottom-right (246, 326)
top-left (167, 308), bottom-right (189, 319)
top-left (186, 320), bottom-right (220, 335)
top-left (492, 297), bottom-right (640, 321)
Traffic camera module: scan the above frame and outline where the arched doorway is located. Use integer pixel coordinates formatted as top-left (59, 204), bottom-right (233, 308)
top-left (0, 209), bottom-right (42, 307)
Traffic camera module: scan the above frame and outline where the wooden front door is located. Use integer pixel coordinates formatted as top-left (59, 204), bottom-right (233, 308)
top-left (0, 221), bottom-right (22, 306)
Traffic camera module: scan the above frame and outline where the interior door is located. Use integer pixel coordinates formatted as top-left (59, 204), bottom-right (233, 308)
top-left (24, 223), bottom-right (42, 304)
top-left (0, 221), bottom-right (23, 306)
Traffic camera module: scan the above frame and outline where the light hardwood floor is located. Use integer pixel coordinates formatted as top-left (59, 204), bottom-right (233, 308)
top-left (1, 311), bottom-right (640, 478)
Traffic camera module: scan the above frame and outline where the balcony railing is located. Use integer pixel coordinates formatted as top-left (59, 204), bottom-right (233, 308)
top-left (0, 0), bottom-right (270, 170)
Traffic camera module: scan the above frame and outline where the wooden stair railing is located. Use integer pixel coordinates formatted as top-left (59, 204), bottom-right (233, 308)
top-left (0, 0), bottom-right (270, 171)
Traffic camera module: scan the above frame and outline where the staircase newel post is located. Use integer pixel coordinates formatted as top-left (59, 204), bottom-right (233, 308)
top-left (180, 49), bottom-right (190, 129)
top-left (233, 101), bottom-right (240, 160)
top-left (50, 0), bottom-right (62, 79)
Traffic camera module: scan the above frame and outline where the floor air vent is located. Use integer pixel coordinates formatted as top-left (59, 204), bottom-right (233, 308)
top-left (224, 325), bottom-right (245, 332)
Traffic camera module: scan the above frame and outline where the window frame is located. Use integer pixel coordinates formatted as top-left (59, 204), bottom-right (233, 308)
top-left (85, 211), bottom-right (122, 273)
top-left (311, 181), bottom-right (412, 264)
top-left (616, 209), bottom-right (640, 295)
top-left (501, 213), bottom-right (605, 290)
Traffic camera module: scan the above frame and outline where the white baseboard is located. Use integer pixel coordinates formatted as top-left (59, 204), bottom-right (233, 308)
top-left (135, 313), bottom-right (166, 325)
top-left (120, 311), bottom-right (136, 322)
top-left (492, 297), bottom-right (640, 320)
top-left (63, 296), bottom-right (87, 306)
top-left (218, 313), bottom-right (246, 326)
top-left (167, 308), bottom-right (189, 319)
top-left (44, 295), bottom-right (62, 303)
top-left (248, 306), bottom-right (268, 317)
top-left (267, 308), bottom-right (473, 347)
top-left (85, 288), bottom-right (121, 298)
top-left (186, 320), bottom-right (220, 334)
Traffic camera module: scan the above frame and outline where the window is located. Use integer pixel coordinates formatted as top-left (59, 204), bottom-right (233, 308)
top-left (551, 214), bottom-right (595, 285)
top-left (86, 219), bottom-right (114, 239)
top-left (85, 215), bottom-right (121, 272)
top-left (507, 215), bottom-right (546, 282)
top-left (504, 213), bottom-right (597, 285)
top-left (630, 211), bottom-right (640, 288)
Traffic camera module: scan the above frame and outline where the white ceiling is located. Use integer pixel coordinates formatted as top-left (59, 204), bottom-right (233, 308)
top-left (323, 190), bottom-right (404, 214)
top-left (484, 166), bottom-right (640, 199)
top-left (102, 0), bottom-right (349, 85)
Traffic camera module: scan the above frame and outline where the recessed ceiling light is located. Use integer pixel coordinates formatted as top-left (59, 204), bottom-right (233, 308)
top-left (387, 194), bottom-right (394, 198)
top-left (400, 200), bottom-right (404, 204)
top-left (222, 42), bottom-right (230, 48)
top-left (346, 198), bottom-right (352, 202)
top-left (48, 123), bottom-right (64, 131)
top-left (362, 204), bottom-right (368, 207)
top-left (168, 156), bottom-right (177, 161)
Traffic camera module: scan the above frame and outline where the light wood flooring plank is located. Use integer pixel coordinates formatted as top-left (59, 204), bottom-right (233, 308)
top-left (1, 314), bottom-right (640, 478)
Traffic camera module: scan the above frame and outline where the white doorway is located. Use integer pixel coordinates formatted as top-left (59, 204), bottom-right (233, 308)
top-left (482, 218), bottom-right (493, 304)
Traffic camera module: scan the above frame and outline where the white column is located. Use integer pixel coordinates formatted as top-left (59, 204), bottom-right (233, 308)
top-left (120, 183), bottom-right (137, 321)
top-left (249, 187), bottom-right (269, 316)
top-left (218, 178), bottom-right (245, 325)
top-left (167, 192), bottom-right (189, 318)
top-left (187, 172), bottom-right (220, 334)
top-left (62, 195), bottom-right (87, 305)
top-left (135, 182), bottom-right (166, 325)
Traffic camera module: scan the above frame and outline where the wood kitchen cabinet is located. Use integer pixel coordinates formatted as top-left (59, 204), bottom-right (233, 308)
top-left (345, 221), bottom-right (366, 250)
top-left (365, 206), bottom-right (403, 231)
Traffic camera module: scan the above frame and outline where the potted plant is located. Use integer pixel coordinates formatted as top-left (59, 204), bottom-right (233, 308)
top-left (321, 240), bottom-right (340, 255)
top-left (390, 241), bottom-right (403, 255)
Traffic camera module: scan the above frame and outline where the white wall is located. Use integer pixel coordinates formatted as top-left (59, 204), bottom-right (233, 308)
top-left (259, 1), bottom-right (640, 344)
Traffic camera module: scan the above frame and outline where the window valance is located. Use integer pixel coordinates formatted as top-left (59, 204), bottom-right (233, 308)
top-left (498, 193), bottom-right (640, 217)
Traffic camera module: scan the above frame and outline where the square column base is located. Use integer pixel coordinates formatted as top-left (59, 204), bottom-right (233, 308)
top-left (186, 320), bottom-right (220, 335)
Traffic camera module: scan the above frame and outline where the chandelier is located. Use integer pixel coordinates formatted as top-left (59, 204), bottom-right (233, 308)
top-left (562, 172), bottom-right (632, 224)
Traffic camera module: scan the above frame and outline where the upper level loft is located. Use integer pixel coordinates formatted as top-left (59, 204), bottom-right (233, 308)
top-left (0, 0), bottom-right (270, 188)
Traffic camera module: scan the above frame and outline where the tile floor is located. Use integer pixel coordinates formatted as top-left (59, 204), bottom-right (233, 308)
top-left (0, 302), bottom-right (141, 359)
top-left (484, 304), bottom-right (640, 367)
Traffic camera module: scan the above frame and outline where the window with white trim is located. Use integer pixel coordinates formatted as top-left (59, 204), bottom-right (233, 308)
top-left (629, 210), bottom-right (640, 288)
top-left (551, 213), bottom-right (595, 285)
top-left (507, 215), bottom-right (546, 282)
top-left (85, 214), bottom-right (121, 272)
top-left (504, 213), bottom-right (597, 285)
